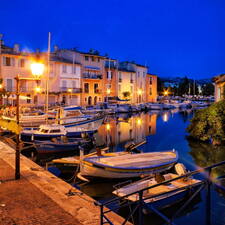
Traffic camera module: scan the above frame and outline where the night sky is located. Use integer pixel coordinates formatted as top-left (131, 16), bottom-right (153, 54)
top-left (1, 0), bottom-right (225, 79)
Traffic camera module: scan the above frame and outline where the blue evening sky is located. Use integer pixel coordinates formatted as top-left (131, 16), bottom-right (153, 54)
top-left (0, 0), bottom-right (225, 79)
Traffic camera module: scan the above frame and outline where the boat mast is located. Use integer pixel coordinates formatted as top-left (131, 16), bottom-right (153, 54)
top-left (46, 32), bottom-right (51, 123)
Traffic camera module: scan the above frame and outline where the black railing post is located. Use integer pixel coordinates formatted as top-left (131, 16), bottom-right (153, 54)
top-left (100, 204), bottom-right (104, 225)
top-left (138, 190), bottom-right (143, 225)
top-left (206, 168), bottom-right (212, 225)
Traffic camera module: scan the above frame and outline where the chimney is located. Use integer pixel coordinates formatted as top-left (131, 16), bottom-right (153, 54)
top-left (13, 44), bottom-right (20, 53)
top-left (54, 45), bottom-right (59, 52)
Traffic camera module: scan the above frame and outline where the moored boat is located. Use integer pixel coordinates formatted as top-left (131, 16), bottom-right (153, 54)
top-left (34, 136), bottom-right (94, 153)
top-left (80, 150), bottom-right (178, 179)
top-left (112, 163), bottom-right (203, 209)
top-left (21, 121), bottom-right (102, 142)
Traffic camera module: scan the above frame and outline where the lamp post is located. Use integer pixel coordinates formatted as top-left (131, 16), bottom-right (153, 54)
top-left (15, 62), bottom-right (44, 180)
top-left (67, 88), bottom-right (72, 105)
top-left (106, 88), bottom-right (111, 102)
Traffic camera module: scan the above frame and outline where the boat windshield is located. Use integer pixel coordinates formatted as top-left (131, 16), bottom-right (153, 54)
top-left (49, 129), bottom-right (61, 133)
top-left (39, 129), bottom-right (49, 133)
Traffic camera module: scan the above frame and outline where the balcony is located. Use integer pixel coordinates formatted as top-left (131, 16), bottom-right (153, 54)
top-left (130, 79), bottom-right (134, 83)
top-left (82, 73), bottom-right (102, 79)
top-left (60, 87), bottom-right (82, 93)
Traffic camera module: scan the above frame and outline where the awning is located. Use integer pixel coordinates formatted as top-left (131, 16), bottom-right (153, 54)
top-left (3, 95), bottom-right (32, 100)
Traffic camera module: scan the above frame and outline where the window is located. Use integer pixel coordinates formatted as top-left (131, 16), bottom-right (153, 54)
top-left (150, 77), bottom-right (152, 85)
top-left (72, 65), bottom-right (76, 74)
top-left (97, 58), bottom-right (100, 62)
top-left (27, 94), bottom-right (31, 104)
top-left (143, 72), bottom-right (145, 77)
top-left (107, 71), bottom-right (112, 79)
top-left (72, 81), bottom-right (76, 88)
top-left (62, 80), bottom-right (67, 88)
top-left (49, 129), bottom-right (61, 133)
top-left (85, 56), bottom-right (89, 61)
top-left (62, 65), bottom-right (67, 73)
top-left (84, 83), bottom-right (89, 93)
top-left (130, 73), bottom-right (133, 83)
top-left (50, 64), bottom-right (54, 73)
top-left (131, 86), bottom-right (133, 93)
top-left (6, 79), bottom-right (13, 91)
top-left (91, 56), bottom-right (95, 62)
top-left (19, 59), bottom-right (25, 67)
top-left (119, 72), bottom-right (122, 82)
top-left (119, 84), bottom-right (121, 92)
top-left (149, 88), bottom-right (152, 95)
top-left (3, 57), bottom-right (14, 66)
top-left (94, 83), bottom-right (98, 93)
top-left (137, 72), bottom-right (140, 77)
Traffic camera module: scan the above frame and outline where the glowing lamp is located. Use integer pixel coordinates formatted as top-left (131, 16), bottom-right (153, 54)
top-left (35, 86), bottom-right (41, 93)
top-left (67, 88), bottom-right (72, 93)
top-left (107, 88), bottom-right (111, 95)
top-left (31, 63), bottom-right (44, 77)
top-left (106, 123), bottom-right (111, 131)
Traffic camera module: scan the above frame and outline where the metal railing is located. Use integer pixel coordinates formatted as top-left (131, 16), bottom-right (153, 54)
top-left (82, 73), bottom-right (102, 79)
top-left (96, 160), bottom-right (225, 225)
top-left (60, 87), bottom-right (82, 93)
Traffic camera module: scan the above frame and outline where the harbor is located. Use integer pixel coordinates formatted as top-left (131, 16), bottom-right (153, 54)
top-left (1, 107), bottom-right (225, 224)
top-left (1, 2), bottom-right (225, 223)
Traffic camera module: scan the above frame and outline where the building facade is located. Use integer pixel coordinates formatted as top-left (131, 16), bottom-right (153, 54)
top-left (0, 38), bottom-right (158, 107)
top-left (146, 74), bottom-right (157, 102)
top-left (214, 74), bottom-right (225, 102)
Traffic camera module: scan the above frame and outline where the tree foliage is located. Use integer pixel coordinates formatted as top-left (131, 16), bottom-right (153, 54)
top-left (187, 100), bottom-right (225, 144)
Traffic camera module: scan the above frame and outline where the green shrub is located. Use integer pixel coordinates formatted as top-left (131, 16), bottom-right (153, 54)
top-left (187, 100), bottom-right (225, 144)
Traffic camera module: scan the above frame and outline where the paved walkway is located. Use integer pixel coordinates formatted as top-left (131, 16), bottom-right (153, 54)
top-left (0, 142), bottom-right (128, 225)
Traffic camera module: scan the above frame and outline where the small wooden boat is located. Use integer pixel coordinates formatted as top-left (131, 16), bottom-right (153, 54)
top-left (113, 163), bottom-right (202, 209)
top-left (34, 137), bottom-right (93, 153)
top-left (80, 150), bottom-right (178, 179)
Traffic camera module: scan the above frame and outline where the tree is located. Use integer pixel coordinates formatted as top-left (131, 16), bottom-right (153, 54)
top-left (187, 100), bottom-right (225, 145)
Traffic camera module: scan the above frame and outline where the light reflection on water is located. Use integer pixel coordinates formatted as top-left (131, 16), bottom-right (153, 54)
top-left (81, 109), bottom-right (225, 225)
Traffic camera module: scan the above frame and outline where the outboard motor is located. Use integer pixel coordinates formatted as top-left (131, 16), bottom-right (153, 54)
top-left (174, 163), bottom-right (187, 176)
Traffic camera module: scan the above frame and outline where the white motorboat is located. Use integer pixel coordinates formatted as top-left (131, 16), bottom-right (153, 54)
top-left (79, 150), bottom-right (178, 179)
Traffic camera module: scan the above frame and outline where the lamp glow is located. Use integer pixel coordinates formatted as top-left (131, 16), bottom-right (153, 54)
top-left (137, 89), bottom-right (142, 95)
top-left (107, 88), bottom-right (111, 95)
top-left (106, 123), bottom-right (111, 131)
top-left (35, 86), bottom-right (41, 93)
top-left (31, 63), bottom-right (44, 76)
top-left (137, 118), bottom-right (142, 125)
top-left (0, 84), bottom-right (3, 89)
top-left (67, 88), bottom-right (72, 93)
top-left (164, 90), bottom-right (168, 96)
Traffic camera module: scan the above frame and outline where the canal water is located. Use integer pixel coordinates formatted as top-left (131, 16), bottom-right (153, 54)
top-left (81, 109), bottom-right (225, 225)
top-left (31, 109), bottom-right (225, 225)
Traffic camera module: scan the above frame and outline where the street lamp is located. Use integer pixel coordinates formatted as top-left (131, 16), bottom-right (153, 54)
top-left (15, 62), bottom-right (44, 180)
top-left (67, 88), bottom-right (72, 105)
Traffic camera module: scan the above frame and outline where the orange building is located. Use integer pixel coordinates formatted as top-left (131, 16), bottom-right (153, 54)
top-left (79, 52), bottom-right (106, 106)
top-left (146, 74), bottom-right (157, 102)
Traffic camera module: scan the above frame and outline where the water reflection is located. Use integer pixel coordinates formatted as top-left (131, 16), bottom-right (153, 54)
top-left (188, 140), bottom-right (225, 179)
top-left (97, 113), bottom-right (157, 150)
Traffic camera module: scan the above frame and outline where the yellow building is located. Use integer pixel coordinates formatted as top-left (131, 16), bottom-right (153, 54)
top-left (213, 74), bottom-right (225, 102)
top-left (0, 42), bottom-right (41, 106)
top-left (117, 69), bottom-right (136, 103)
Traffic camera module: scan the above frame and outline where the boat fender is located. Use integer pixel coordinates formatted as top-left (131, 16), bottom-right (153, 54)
top-left (174, 163), bottom-right (187, 176)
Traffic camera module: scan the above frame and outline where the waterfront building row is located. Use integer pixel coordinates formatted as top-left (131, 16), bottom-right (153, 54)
top-left (0, 39), bottom-right (157, 106)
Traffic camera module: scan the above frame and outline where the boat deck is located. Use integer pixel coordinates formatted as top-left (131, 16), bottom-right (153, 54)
top-left (97, 152), bottom-right (176, 168)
